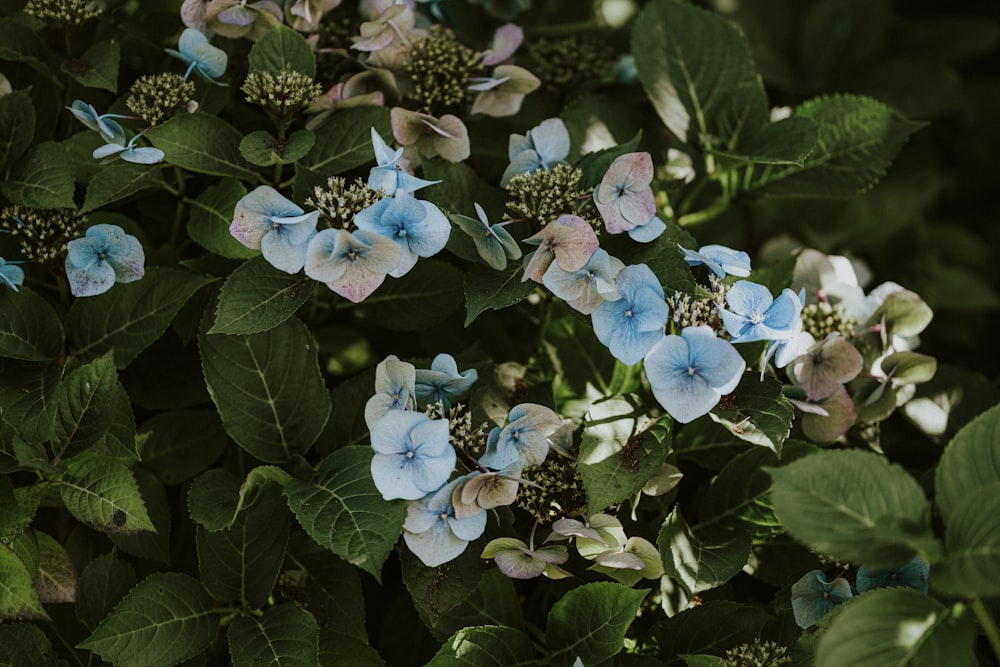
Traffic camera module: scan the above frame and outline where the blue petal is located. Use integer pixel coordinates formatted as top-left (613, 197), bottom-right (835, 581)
top-left (404, 519), bottom-right (470, 567)
top-left (762, 288), bottom-right (802, 331)
top-left (371, 453), bottom-right (426, 501)
top-left (120, 146), bottom-right (165, 165)
top-left (627, 216), bottom-right (666, 243)
top-left (683, 326), bottom-right (745, 393)
top-left (645, 334), bottom-right (722, 423)
top-left (370, 410), bottom-right (428, 455)
top-left (726, 280), bottom-right (774, 316)
top-left (857, 556), bottom-right (929, 594)
top-left (448, 508), bottom-right (487, 541)
top-left (791, 570), bottom-right (853, 629)
top-left (530, 118), bottom-right (570, 164)
top-left (66, 257), bottom-right (116, 297)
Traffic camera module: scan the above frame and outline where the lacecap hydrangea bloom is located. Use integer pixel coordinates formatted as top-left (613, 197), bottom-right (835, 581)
top-left (364, 354), bottom-right (417, 430)
top-left (414, 353), bottom-right (478, 410)
top-left (500, 117), bottom-right (570, 187)
top-left (165, 28), bottom-right (228, 83)
top-left (680, 244), bottom-right (751, 278)
top-left (591, 263), bottom-right (670, 365)
top-left (304, 228), bottom-right (402, 303)
top-left (354, 190), bottom-right (451, 278)
top-left (229, 185), bottom-right (319, 274)
top-left (478, 403), bottom-right (562, 469)
top-left (65, 224), bottom-right (145, 297)
top-left (721, 280), bottom-right (802, 344)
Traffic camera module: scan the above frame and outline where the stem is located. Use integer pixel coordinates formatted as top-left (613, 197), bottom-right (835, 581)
top-left (678, 199), bottom-right (730, 227)
top-left (972, 598), bottom-right (1000, 663)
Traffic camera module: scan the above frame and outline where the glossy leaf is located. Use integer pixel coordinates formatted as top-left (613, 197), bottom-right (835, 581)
top-left (464, 266), bottom-right (536, 326)
top-left (56, 453), bottom-right (155, 534)
top-left (62, 40), bottom-right (119, 92)
top-left (355, 260), bottom-right (464, 332)
top-left (0, 542), bottom-right (48, 621)
top-left (211, 257), bottom-right (315, 334)
top-left (248, 24), bottom-right (316, 78)
top-left (146, 113), bottom-right (257, 181)
top-left (426, 625), bottom-right (536, 667)
top-left (545, 582), bottom-right (648, 667)
top-left (75, 551), bottom-right (138, 630)
top-left (187, 178), bottom-right (257, 259)
top-left (1, 141), bottom-right (75, 208)
top-left (82, 161), bottom-right (163, 212)
top-left (657, 507), bottom-right (751, 596)
top-left (932, 487), bottom-right (1000, 597)
top-left (935, 403), bottom-right (1000, 524)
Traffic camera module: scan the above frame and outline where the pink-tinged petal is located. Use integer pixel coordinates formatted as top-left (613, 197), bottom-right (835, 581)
top-left (482, 23), bottom-right (523, 66)
top-left (618, 188), bottom-right (656, 226)
top-left (494, 549), bottom-right (548, 579)
top-left (328, 267), bottom-right (387, 303)
top-left (594, 550), bottom-right (645, 570)
top-left (521, 249), bottom-right (553, 284)
top-left (801, 386), bottom-right (857, 443)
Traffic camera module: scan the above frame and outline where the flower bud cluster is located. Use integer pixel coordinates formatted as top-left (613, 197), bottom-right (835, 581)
top-left (1, 206), bottom-right (85, 265)
top-left (306, 177), bottom-right (387, 230)
top-left (800, 300), bottom-right (857, 340)
top-left (406, 26), bottom-right (481, 113)
top-left (126, 74), bottom-right (196, 127)
top-left (24, 0), bottom-right (101, 27)
top-left (515, 453), bottom-right (585, 522)
top-left (722, 639), bottom-right (791, 667)
top-left (505, 164), bottom-right (595, 228)
top-left (242, 67), bottom-right (323, 115)
top-left (526, 35), bottom-right (616, 91)
top-left (669, 275), bottom-right (730, 333)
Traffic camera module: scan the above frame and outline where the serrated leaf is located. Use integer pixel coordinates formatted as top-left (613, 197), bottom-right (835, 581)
top-left (545, 582), bottom-right (647, 667)
top-left (657, 507), bottom-right (751, 597)
top-left (63, 40), bottom-right (119, 92)
top-left (647, 602), bottom-right (773, 659)
top-left (816, 588), bottom-right (975, 667)
top-left (1, 141), bottom-right (75, 208)
top-left (82, 161), bottom-right (163, 213)
top-left (0, 477), bottom-right (31, 542)
top-left (283, 446), bottom-right (406, 582)
top-left (354, 260), bottom-right (464, 331)
top-left (32, 530), bottom-right (76, 604)
top-left (0, 360), bottom-right (61, 444)
top-left (401, 546), bottom-right (488, 635)
top-left (197, 484), bottom-right (290, 608)
top-left (0, 542), bottom-right (48, 621)
top-left (211, 257), bottom-right (315, 334)
top-left (708, 374), bottom-right (793, 457)
top-left (433, 569), bottom-right (526, 641)
top-left (187, 178), bottom-right (257, 259)
top-left (248, 24), bottom-right (316, 78)
top-left (932, 486), bottom-right (1000, 597)
top-left (464, 266), bottom-right (536, 326)
top-left (146, 113), bottom-right (257, 181)
top-left (188, 465), bottom-right (291, 532)
top-left (296, 105), bottom-right (390, 182)
top-left (107, 469), bottom-right (171, 563)
top-left (227, 604), bottom-right (319, 667)
top-left (239, 129), bottom-right (315, 166)
top-left (427, 625), bottom-right (536, 667)
top-left (79, 572), bottom-right (219, 667)
top-left (68, 267), bottom-right (211, 367)
top-left (138, 409), bottom-right (228, 486)
top-left (579, 397), bottom-right (669, 512)
top-left (0, 287), bottom-right (64, 362)
top-left (75, 551), bottom-right (138, 630)
top-left (768, 450), bottom-right (935, 567)
top-left (0, 88), bottom-right (35, 171)
top-left (936, 403), bottom-right (1000, 524)
top-left (57, 453), bottom-right (155, 534)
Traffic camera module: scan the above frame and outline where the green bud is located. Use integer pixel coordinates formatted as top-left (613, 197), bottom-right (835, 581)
top-left (506, 164), bottom-right (599, 229)
top-left (723, 639), bottom-right (791, 667)
top-left (1, 206), bottom-right (85, 266)
top-left (126, 73), bottom-right (196, 127)
top-left (526, 34), bottom-right (616, 92)
top-left (243, 67), bottom-right (324, 116)
top-left (24, 0), bottom-right (102, 27)
top-left (406, 26), bottom-right (481, 114)
top-left (306, 177), bottom-right (388, 230)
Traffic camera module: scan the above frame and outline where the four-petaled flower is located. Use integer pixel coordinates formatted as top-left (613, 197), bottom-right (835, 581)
top-left (591, 263), bottom-right (670, 365)
top-left (593, 152), bottom-right (663, 242)
top-left (304, 228), bottom-right (402, 303)
top-left (65, 224), bottom-right (145, 297)
top-left (856, 556), bottom-right (929, 594)
top-left (229, 185), bottom-right (319, 274)
top-left (355, 190), bottom-right (450, 277)
top-left (368, 128), bottom-right (440, 194)
top-left (65, 100), bottom-right (128, 143)
top-left (205, 0), bottom-right (283, 41)
top-left (521, 214), bottom-right (599, 283)
top-left (0, 257), bottom-right (26, 292)
top-left (450, 203), bottom-right (522, 271)
top-left (721, 280), bottom-right (802, 344)
top-left (481, 537), bottom-right (569, 579)
top-left (500, 117), bottom-right (570, 187)
top-left (478, 403), bottom-right (562, 469)
top-left (680, 244), bottom-right (751, 278)
top-left (643, 325), bottom-right (746, 424)
top-left (414, 353), bottom-right (478, 410)
top-left (370, 410), bottom-right (455, 501)
top-left (789, 333), bottom-right (864, 401)
top-left (165, 28), bottom-right (229, 83)
top-left (469, 65), bottom-right (540, 117)
top-left (93, 131), bottom-right (165, 165)
top-left (364, 354), bottom-right (417, 430)
top-left (391, 108), bottom-right (470, 163)
top-left (403, 477), bottom-right (487, 567)
top-left (790, 570), bottom-right (853, 629)
top-left (542, 247), bottom-right (624, 315)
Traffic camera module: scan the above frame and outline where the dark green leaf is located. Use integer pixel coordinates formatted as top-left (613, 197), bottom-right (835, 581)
top-left (401, 546), bottom-right (488, 636)
top-left (0, 622), bottom-right (57, 665)
top-left (0, 88), bottom-right (35, 171)
top-left (708, 374), bottom-right (793, 457)
top-left (621, 222), bottom-right (699, 296)
top-left (355, 260), bottom-right (464, 331)
top-left (138, 409), bottom-right (228, 486)
top-left (936, 403), bottom-right (1000, 524)
top-left (296, 105), bottom-right (390, 181)
top-left (0, 476), bottom-right (31, 542)
top-left (322, 370), bottom-right (372, 452)
top-left (0, 360), bottom-right (61, 444)
top-left (1, 141), bottom-right (75, 208)
top-left (427, 625), bottom-right (536, 667)
top-left (239, 128), bottom-right (315, 167)
top-left (283, 446), bottom-right (406, 581)
top-left (228, 604), bottom-right (320, 666)
top-left (33, 530), bottom-right (76, 604)
top-left (75, 551), bottom-right (138, 630)
top-left (658, 507), bottom-right (751, 596)
top-left (188, 465), bottom-right (290, 532)
top-left (574, 132), bottom-right (642, 189)
top-left (0, 287), bottom-right (64, 362)
top-left (933, 486), bottom-right (1000, 597)
top-left (211, 257), bottom-right (315, 334)
top-left (647, 602), bottom-right (773, 660)
top-left (0, 541), bottom-right (48, 621)
top-left (433, 569), bottom-right (526, 639)
top-left (464, 266), bottom-right (536, 326)
top-left (187, 178), bottom-right (257, 259)
top-left (0, 18), bottom-right (54, 79)
top-left (546, 582), bottom-right (647, 667)
top-left (107, 469), bottom-right (171, 562)
top-left (421, 160), bottom-right (507, 218)
top-left (248, 24), bottom-right (316, 78)
top-left (319, 632), bottom-right (386, 667)
top-left (82, 161), bottom-right (163, 213)
top-left (147, 113), bottom-right (257, 181)
top-left (63, 40), bottom-right (119, 92)
top-left (56, 452), bottom-right (155, 534)
top-left (561, 94), bottom-right (641, 162)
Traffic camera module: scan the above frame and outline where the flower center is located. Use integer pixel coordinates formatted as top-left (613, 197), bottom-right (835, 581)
top-left (750, 312), bottom-right (765, 325)
top-left (405, 450), bottom-right (415, 459)
top-left (687, 366), bottom-right (697, 376)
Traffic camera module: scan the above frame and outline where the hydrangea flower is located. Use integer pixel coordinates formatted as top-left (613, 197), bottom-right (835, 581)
top-left (414, 353), bottom-right (478, 410)
top-left (790, 570), bottom-right (853, 629)
top-left (229, 185), bottom-right (319, 274)
top-left (404, 478), bottom-right (487, 567)
top-left (352, 3), bottom-right (416, 52)
top-left (205, 0), bottom-right (283, 41)
top-left (643, 325), bottom-right (746, 424)
top-left (593, 152), bottom-right (659, 239)
top-left (591, 264), bottom-right (670, 365)
top-left (522, 214), bottom-right (599, 283)
top-left (500, 117), bottom-right (570, 187)
top-left (93, 131), bottom-right (165, 165)
top-left (789, 333), bottom-right (864, 401)
top-left (481, 537), bottom-right (569, 579)
top-left (857, 556), bottom-right (929, 594)
top-left (286, 0), bottom-right (340, 32)
top-left (368, 128), bottom-right (440, 194)
top-left (165, 28), bottom-right (229, 83)
top-left (355, 190), bottom-right (450, 278)
top-left (450, 203), bottom-right (522, 271)
top-left (478, 403), bottom-right (562, 469)
top-left (481, 23), bottom-right (524, 66)
top-left (0, 257), bottom-right (26, 292)
top-left (304, 228), bottom-right (402, 303)
top-left (364, 354), bottom-right (416, 430)
top-left (65, 224), bottom-right (145, 297)
top-left (680, 244), bottom-right (751, 278)
top-left (542, 248), bottom-right (624, 315)
top-left (457, 461), bottom-right (524, 512)
top-left (65, 100), bottom-right (128, 143)
top-left (469, 65), bottom-right (540, 117)
top-left (720, 281), bottom-right (802, 344)
top-left (370, 410), bottom-right (455, 501)
top-left (391, 109), bottom-right (470, 164)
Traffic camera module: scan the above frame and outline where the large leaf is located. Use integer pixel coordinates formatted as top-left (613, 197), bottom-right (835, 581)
top-left (82, 162), bottom-right (163, 213)
top-left (0, 542), bottom-right (48, 621)
top-left (138, 409), bottom-right (229, 486)
top-left (0, 88), bottom-right (35, 171)
top-left (228, 604), bottom-right (320, 667)
top-left (188, 465), bottom-right (291, 532)
top-left (768, 450), bottom-right (935, 567)
top-left (432, 570), bottom-right (526, 641)
top-left (545, 582), bottom-right (648, 667)
top-left (107, 469), bottom-right (171, 562)
top-left (816, 588), bottom-right (975, 667)
top-left (146, 113), bottom-right (257, 181)
top-left (935, 403), bottom-right (1000, 524)
top-left (187, 178), bottom-right (257, 259)
top-left (0, 287), bottom-right (64, 362)
top-left (80, 573), bottom-right (219, 667)
top-left (0, 623), bottom-right (57, 665)
top-left (56, 452), bottom-right (155, 534)
top-left (464, 266), bottom-right (536, 326)
top-left (199, 315), bottom-right (331, 462)
top-left (421, 160), bottom-right (507, 217)
top-left (401, 546), bottom-right (488, 637)
top-left (657, 507), bottom-right (751, 597)
top-left (283, 446), bottom-right (406, 581)
top-left (354, 260), bottom-right (464, 331)
top-left (708, 374), bottom-right (794, 457)
top-left (0, 361), bottom-right (61, 444)
top-left (427, 625), bottom-right (536, 667)
top-left (63, 40), bottom-right (119, 92)
top-left (319, 632), bottom-right (386, 667)
top-left (647, 602), bottom-right (773, 659)
top-left (211, 257), bottom-right (315, 334)
top-left (33, 531), bottom-right (76, 604)
top-left (248, 24), bottom-right (316, 77)
top-left (1, 141), bottom-right (75, 208)
top-left (932, 487), bottom-right (1000, 597)
top-left (296, 105), bottom-right (390, 183)
top-left (68, 267), bottom-right (211, 367)
top-left (75, 551), bottom-right (138, 630)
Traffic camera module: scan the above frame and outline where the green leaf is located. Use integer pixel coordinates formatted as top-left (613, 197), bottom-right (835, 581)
top-left (82, 161), bottom-right (163, 213)
top-left (647, 602), bottom-right (773, 659)
top-left (296, 105), bottom-right (390, 183)
top-left (138, 409), bottom-right (228, 486)
top-left (401, 546), bottom-right (488, 636)
top-left (561, 94), bottom-right (641, 162)
top-left (464, 266), bottom-right (536, 326)
top-left (199, 314), bottom-right (330, 462)
top-left (197, 484), bottom-right (290, 608)
top-left (0, 622), bottom-right (57, 666)
top-left (146, 113), bottom-right (257, 181)
top-left (709, 116), bottom-right (818, 167)
top-left (620, 221), bottom-right (699, 296)
top-left (816, 588), bottom-right (975, 667)
top-left (579, 397), bottom-right (670, 512)
top-left (211, 257), bottom-right (315, 334)
top-left (283, 446), bottom-right (406, 582)
top-left (544, 302), bottom-right (619, 404)
top-left (239, 129), bottom-right (315, 166)
top-left (0, 88), bottom-right (35, 171)
top-left (0, 141), bottom-right (75, 208)
top-left (319, 632), bottom-right (386, 667)
top-left (248, 24), bottom-right (316, 78)
top-left (545, 582), bottom-right (647, 667)
top-left (0, 542), bottom-right (48, 621)
top-left (51, 352), bottom-right (137, 461)
top-left (228, 604), bottom-right (320, 666)
top-left (63, 40), bottom-right (120, 92)
top-left (0, 18), bottom-right (54, 79)
top-left (75, 551), bottom-right (138, 630)
top-left (33, 530), bottom-right (76, 604)
top-left (57, 453), bottom-right (155, 534)
top-left (433, 569), bottom-right (526, 640)
top-left (188, 465), bottom-right (291, 532)
top-left (932, 486), bottom-right (1000, 597)
top-left (68, 267), bottom-right (211, 367)
top-left (421, 160), bottom-right (507, 217)
top-left (936, 403), bottom-right (1000, 524)
top-left (0, 361), bottom-right (61, 445)
top-left (80, 572), bottom-right (219, 667)
top-left (753, 95), bottom-right (923, 198)
top-left (574, 132), bottom-right (643, 190)
top-left (0, 287), bottom-right (64, 362)
top-left (768, 450), bottom-right (935, 567)
top-left (427, 625), bottom-right (537, 667)
top-left (355, 260), bottom-right (464, 331)
top-left (0, 477), bottom-right (31, 542)
top-left (708, 374), bottom-right (793, 457)
top-left (657, 507), bottom-right (751, 596)
top-left (187, 178), bottom-right (257, 259)
top-left (107, 469), bottom-right (171, 562)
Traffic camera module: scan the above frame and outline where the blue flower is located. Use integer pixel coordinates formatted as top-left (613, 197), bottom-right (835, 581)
top-left (591, 264), bottom-right (670, 365)
top-left (229, 185), bottom-right (318, 274)
top-left (643, 325), bottom-right (746, 424)
top-left (370, 410), bottom-right (455, 501)
top-left (450, 203), bottom-right (522, 271)
top-left (165, 28), bottom-right (228, 84)
top-left (542, 248), bottom-right (624, 315)
top-left (65, 100), bottom-right (128, 143)
top-left (368, 128), bottom-right (440, 194)
top-left (791, 570), bottom-right (853, 629)
top-left (680, 244), bottom-right (751, 278)
top-left (93, 131), bottom-right (165, 165)
top-left (65, 224), bottom-right (144, 297)
top-left (303, 228), bottom-right (403, 303)
top-left (857, 556), bottom-right (929, 594)
top-left (478, 403), bottom-right (562, 469)
top-left (414, 353), bottom-right (478, 410)
top-left (354, 190), bottom-right (450, 278)
top-left (500, 117), bottom-right (570, 187)
top-left (0, 257), bottom-right (26, 292)
top-left (364, 354), bottom-right (417, 430)
top-left (403, 477), bottom-right (487, 567)
top-left (720, 280), bottom-right (802, 344)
